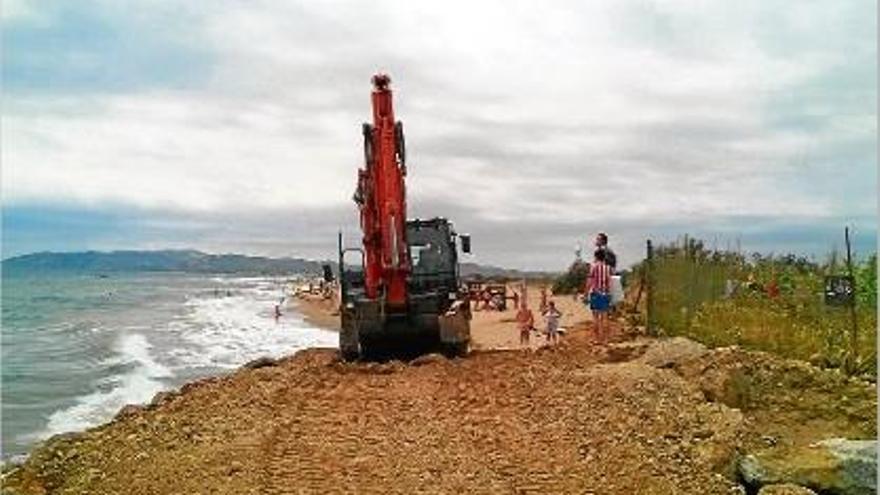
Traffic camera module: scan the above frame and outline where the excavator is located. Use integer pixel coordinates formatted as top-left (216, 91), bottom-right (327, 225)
top-left (337, 73), bottom-right (472, 360)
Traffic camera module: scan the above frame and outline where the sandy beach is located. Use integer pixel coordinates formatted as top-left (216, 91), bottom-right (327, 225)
top-left (469, 284), bottom-right (593, 351)
top-left (291, 293), bottom-right (341, 331)
top-left (292, 283), bottom-right (596, 351)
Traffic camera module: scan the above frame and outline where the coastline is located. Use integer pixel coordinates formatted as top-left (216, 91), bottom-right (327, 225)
top-left (2, 272), bottom-right (339, 465)
top-left (5, 323), bottom-right (875, 493)
top-left (1, 292), bottom-right (340, 471)
top-left (1, 282), bottom-right (587, 468)
top-left (5, 283), bottom-right (874, 493)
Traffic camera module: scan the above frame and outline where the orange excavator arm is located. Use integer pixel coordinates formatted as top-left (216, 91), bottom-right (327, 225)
top-left (356, 74), bottom-right (410, 307)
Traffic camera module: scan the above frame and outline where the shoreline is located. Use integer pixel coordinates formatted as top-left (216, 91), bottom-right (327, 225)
top-left (7, 283), bottom-right (874, 493)
top-left (291, 293), bottom-right (340, 331)
top-left (2, 292), bottom-right (339, 467)
top-left (3, 282), bottom-right (584, 466)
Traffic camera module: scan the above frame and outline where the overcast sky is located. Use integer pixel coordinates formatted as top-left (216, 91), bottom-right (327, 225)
top-left (2, 0), bottom-right (876, 269)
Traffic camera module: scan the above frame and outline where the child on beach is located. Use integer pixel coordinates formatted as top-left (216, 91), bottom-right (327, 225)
top-left (542, 300), bottom-right (562, 346)
top-left (516, 303), bottom-right (535, 346)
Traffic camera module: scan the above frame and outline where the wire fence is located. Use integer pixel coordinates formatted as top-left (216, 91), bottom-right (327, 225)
top-left (641, 234), bottom-right (877, 377)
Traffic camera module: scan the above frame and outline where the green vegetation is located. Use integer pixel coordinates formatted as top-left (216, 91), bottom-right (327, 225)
top-left (641, 237), bottom-right (877, 376)
top-left (552, 260), bottom-right (590, 294)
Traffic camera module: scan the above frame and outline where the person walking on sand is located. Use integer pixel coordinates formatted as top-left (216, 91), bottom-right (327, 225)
top-left (516, 303), bottom-right (535, 347)
top-left (543, 300), bottom-right (562, 346)
top-left (586, 249), bottom-right (612, 344)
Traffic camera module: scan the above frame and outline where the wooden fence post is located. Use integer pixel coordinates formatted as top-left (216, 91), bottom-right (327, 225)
top-left (845, 226), bottom-right (859, 375)
top-left (646, 239), bottom-right (655, 336)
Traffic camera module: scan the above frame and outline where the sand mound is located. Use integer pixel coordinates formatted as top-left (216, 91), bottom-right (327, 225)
top-left (5, 339), bottom-right (874, 494)
top-left (6, 342), bottom-right (745, 494)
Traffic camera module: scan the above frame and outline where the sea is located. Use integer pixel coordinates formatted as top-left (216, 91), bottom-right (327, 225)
top-left (0, 271), bottom-right (337, 461)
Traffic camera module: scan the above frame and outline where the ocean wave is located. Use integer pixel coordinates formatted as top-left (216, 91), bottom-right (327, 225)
top-left (177, 288), bottom-right (336, 370)
top-left (41, 333), bottom-right (171, 438)
top-left (6, 274), bottom-right (335, 458)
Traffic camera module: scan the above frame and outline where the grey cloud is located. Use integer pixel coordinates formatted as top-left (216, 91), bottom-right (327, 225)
top-left (2, 0), bottom-right (875, 268)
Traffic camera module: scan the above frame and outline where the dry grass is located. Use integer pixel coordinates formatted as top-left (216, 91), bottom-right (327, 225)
top-left (647, 240), bottom-right (877, 376)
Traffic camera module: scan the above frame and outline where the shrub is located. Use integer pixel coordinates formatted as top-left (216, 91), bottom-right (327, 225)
top-left (552, 260), bottom-right (589, 294)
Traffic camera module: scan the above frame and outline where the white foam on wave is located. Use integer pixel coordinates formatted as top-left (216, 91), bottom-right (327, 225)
top-left (177, 283), bottom-right (337, 370)
top-left (42, 333), bottom-right (172, 437)
top-left (28, 277), bottom-right (335, 448)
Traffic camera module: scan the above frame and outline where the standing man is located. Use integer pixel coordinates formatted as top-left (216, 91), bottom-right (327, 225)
top-left (595, 232), bottom-right (622, 311)
top-left (595, 232), bottom-right (617, 272)
top-left (586, 249), bottom-right (612, 344)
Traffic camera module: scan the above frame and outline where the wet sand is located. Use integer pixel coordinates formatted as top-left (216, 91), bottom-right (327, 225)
top-left (290, 293), bottom-right (340, 331)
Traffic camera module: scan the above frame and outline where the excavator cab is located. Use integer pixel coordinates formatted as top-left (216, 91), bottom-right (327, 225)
top-left (338, 223), bottom-right (471, 360)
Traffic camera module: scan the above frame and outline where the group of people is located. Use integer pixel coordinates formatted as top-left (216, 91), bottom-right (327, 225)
top-left (515, 297), bottom-right (562, 346)
top-left (473, 288), bottom-right (508, 311)
top-left (515, 232), bottom-right (618, 347)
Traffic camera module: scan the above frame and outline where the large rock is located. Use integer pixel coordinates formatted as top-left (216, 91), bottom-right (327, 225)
top-left (739, 438), bottom-right (876, 495)
top-left (693, 404), bottom-right (745, 479)
top-left (674, 346), bottom-right (756, 408)
top-left (636, 337), bottom-right (707, 368)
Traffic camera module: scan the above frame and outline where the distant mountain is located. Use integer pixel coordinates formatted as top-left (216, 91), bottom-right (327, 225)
top-left (1, 250), bottom-right (330, 276)
top-left (2, 250), bottom-right (559, 280)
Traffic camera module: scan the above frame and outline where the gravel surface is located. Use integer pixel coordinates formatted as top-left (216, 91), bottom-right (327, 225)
top-left (4, 333), bottom-right (874, 494)
top-left (5, 337), bottom-right (745, 494)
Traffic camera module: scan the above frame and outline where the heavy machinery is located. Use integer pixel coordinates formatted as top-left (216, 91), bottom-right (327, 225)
top-left (338, 73), bottom-right (472, 360)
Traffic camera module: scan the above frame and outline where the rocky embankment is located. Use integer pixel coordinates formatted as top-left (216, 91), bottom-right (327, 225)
top-left (2, 333), bottom-right (875, 494)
